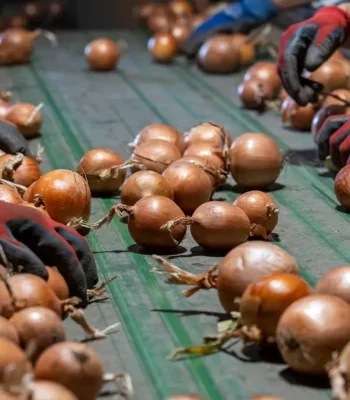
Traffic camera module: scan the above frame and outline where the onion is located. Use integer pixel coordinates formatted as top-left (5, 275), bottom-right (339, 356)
top-left (192, 14), bottom-right (206, 29)
top-left (147, 12), bottom-right (175, 34)
top-left (231, 33), bottom-right (256, 67)
top-left (197, 34), bottom-right (240, 74)
top-left (240, 273), bottom-right (312, 338)
top-left (0, 184), bottom-right (23, 204)
top-left (0, 28), bottom-right (40, 65)
top-left (23, 1), bottom-right (44, 22)
top-left (169, 1), bottom-right (193, 17)
top-left (0, 154), bottom-right (40, 187)
top-left (9, 15), bottom-right (28, 29)
top-left (183, 122), bottom-right (231, 150)
top-left (26, 169), bottom-right (91, 224)
top-left (121, 170), bottom-right (174, 206)
top-left (84, 38), bottom-right (123, 71)
top-left (163, 201), bottom-right (250, 250)
top-left (163, 162), bottom-right (213, 214)
top-left (35, 342), bottom-right (104, 400)
top-left (307, 59), bottom-right (350, 92)
top-left (335, 165), bottom-right (350, 209)
top-left (10, 306), bottom-right (66, 361)
top-left (183, 141), bottom-right (225, 169)
top-left (148, 33), bottom-right (178, 63)
top-left (0, 316), bottom-right (19, 344)
top-left (131, 139), bottom-right (181, 173)
top-left (171, 20), bottom-right (192, 46)
top-left (0, 337), bottom-right (32, 383)
top-left (217, 241), bottom-right (299, 312)
top-left (233, 191), bottom-right (279, 238)
top-left (238, 78), bottom-right (274, 110)
top-left (311, 104), bottom-right (348, 143)
top-left (0, 100), bottom-right (10, 119)
top-left (138, 3), bottom-right (168, 23)
top-left (322, 89), bottom-right (350, 107)
top-left (315, 266), bottom-right (350, 304)
top-left (6, 102), bottom-right (43, 137)
top-left (47, 1), bottom-right (65, 18)
top-left (0, 274), bottom-right (62, 318)
top-left (27, 381), bottom-right (79, 400)
top-left (281, 96), bottom-right (318, 131)
top-left (244, 62), bottom-right (281, 97)
top-left (46, 267), bottom-right (69, 300)
top-left (131, 123), bottom-right (185, 154)
top-left (76, 148), bottom-right (125, 193)
top-left (229, 133), bottom-right (283, 189)
top-left (276, 295), bottom-right (350, 375)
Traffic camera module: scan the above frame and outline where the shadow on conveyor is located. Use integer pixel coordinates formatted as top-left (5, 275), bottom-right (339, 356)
top-left (279, 368), bottom-right (330, 389)
top-left (128, 244), bottom-right (187, 256)
top-left (153, 308), bottom-right (227, 319)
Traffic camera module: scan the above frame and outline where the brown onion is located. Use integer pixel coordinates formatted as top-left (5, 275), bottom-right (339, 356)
top-left (240, 273), bottom-right (312, 338)
top-left (171, 20), bottom-right (192, 46)
top-left (147, 12), bottom-right (175, 34)
top-left (311, 104), bottom-right (348, 143)
top-left (244, 62), bottom-right (281, 97)
top-left (276, 295), bottom-right (350, 375)
top-left (46, 266), bottom-right (69, 300)
top-left (315, 266), bottom-right (350, 304)
top-left (217, 241), bottom-right (299, 312)
top-left (229, 133), bottom-right (283, 188)
top-left (238, 78), bottom-right (274, 110)
top-left (0, 337), bottom-right (32, 383)
top-left (0, 184), bottom-right (23, 204)
top-left (76, 148), bottom-right (125, 193)
top-left (84, 38), bottom-right (123, 71)
top-left (163, 162), bottom-right (213, 214)
top-left (10, 306), bottom-right (66, 361)
top-left (307, 59), bottom-right (350, 92)
top-left (322, 89), bottom-right (350, 107)
top-left (131, 123), bottom-right (185, 154)
top-left (0, 100), bottom-right (10, 119)
top-left (121, 170), bottom-right (174, 206)
top-left (6, 102), bottom-right (43, 137)
top-left (131, 139), bottom-right (181, 174)
top-left (23, 1), bottom-right (44, 22)
top-left (9, 15), bottom-right (28, 29)
top-left (47, 1), bottom-right (65, 18)
top-left (138, 3), bottom-right (169, 23)
top-left (0, 316), bottom-right (19, 344)
top-left (183, 122), bottom-right (230, 149)
top-left (27, 381), bottom-right (79, 400)
top-left (184, 141), bottom-right (225, 169)
top-left (0, 154), bottom-right (40, 187)
top-left (0, 274), bottom-right (62, 318)
top-left (169, 0), bottom-right (193, 17)
top-left (148, 33), bottom-right (178, 63)
top-left (335, 165), bottom-right (350, 209)
top-left (0, 28), bottom-right (39, 65)
top-left (27, 169), bottom-right (91, 224)
top-left (231, 33), bottom-right (256, 67)
top-left (234, 191), bottom-right (279, 238)
top-left (281, 96), bottom-right (318, 131)
top-left (163, 201), bottom-right (250, 250)
top-left (35, 342), bottom-right (104, 400)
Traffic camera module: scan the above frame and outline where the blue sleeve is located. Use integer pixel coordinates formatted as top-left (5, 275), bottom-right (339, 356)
top-left (225, 0), bottom-right (278, 21)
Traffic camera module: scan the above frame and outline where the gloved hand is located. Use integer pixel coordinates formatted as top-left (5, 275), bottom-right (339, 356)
top-left (278, 6), bottom-right (350, 106)
top-left (0, 120), bottom-right (34, 158)
top-left (0, 201), bottom-right (98, 305)
top-left (182, 0), bottom-right (278, 56)
top-left (315, 114), bottom-right (350, 169)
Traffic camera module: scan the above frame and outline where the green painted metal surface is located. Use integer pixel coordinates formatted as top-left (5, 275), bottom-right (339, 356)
top-left (0, 30), bottom-right (345, 399)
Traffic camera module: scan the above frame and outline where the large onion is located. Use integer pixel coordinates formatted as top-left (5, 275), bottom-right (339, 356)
top-left (84, 38), bottom-right (122, 71)
top-left (163, 162), bottom-right (213, 213)
top-left (121, 170), bottom-right (174, 206)
top-left (307, 59), bottom-right (350, 92)
top-left (131, 139), bottom-right (181, 174)
top-left (276, 295), bottom-right (350, 375)
top-left (183, 122), bottom-right (230, 149)
top-left (230, 33), bottom-right (256, 67)
top-left (315, 266), bottom-right (350, 304)
top-left (244, 62), bottom-right (281, 97)
top-left (0, 28), bottom-right (39, 65)
top-left (229, 133), bottom-right (282, 188)
top-left (0, 153), bottom-right (40, 187)
top-left (6, 102), bottom-right (43, 137)
top-left (163, 201), bottom-right (250, 250)
top-left (148, 32), bottom-right (178, 63)
top-left (0, 337), bottom-right (32, 383)
top-left (233, 191), bottom-right (279, 238)
top-left (35, 342), bottom-right (104, 400)
top-left (281, 96), bottom-right (318, 131)
top-left (131, 123), bottom-right (185, 154)
top-left (184, 141), bottom-right (225, 169)
top-left (76, 148), bottom-right (125, 193)
top-left (26, 169), bottom-right (91, 224)
top-left (335, 165), bottom-right (350, 209)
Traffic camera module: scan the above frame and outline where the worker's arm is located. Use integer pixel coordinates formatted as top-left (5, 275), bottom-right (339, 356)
top-left (278, 3), bottom-right (350, 105)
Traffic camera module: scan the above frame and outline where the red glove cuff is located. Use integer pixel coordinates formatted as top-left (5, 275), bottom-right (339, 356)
top-left (313, 6), bottom-right (350, 45)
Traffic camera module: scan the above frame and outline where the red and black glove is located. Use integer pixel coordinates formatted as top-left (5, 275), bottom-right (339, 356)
top-left (315, 114), bottom-right (350, 169)
top-left (0, 201), bottom-right (98, 305)
top-left (278, 6), bottom-right (350, 106)
top-left (0, 120), bottom-right (34, 158)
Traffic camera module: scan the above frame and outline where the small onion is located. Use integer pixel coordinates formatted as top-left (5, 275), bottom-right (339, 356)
top-left (0, 184), bottom-right (23, 204)
top-left (23, 1), bottom-right (44, 22)
top-left (229, 133), bottom-right (283, 189)
top-left (335, 165), bottom-right (350, 209)
top-left (240, 273), bottom-right (312, 338)
top-left (231, 33), bottom-right (256, 67)
top-left (164, 201), bottom-right (250, 250)
top-left (35, 342), bottom-right (104, 400)
top-left (233, 191), bottom-right (279, 238)
top-left (46, 266), bottom-right (69, 300)
top-left (217, 241), bottom-right (299, 312)
top-left (0, 153), bottom-right (41, 187)
top-left (163, 162), bottom-right (213, 214)
top-left (27, 169), bottom-right (91, 224)
top-left (183, 122), bottom-right (231, 149)
top-left (171, 20), bottom-right (192, 46)
top-left (76, 148), bottom-right (125, 193)
top-left (131, 123), bottom-right (185, 154)
top-left (322, 89), bottom-right (350, 107)
top-left (47, 1), bottom-right (65, 18)
top-left (27, 381), bottom-right (79, 400)
top-left (311, 104), bottom-right (347, 143)
top-left (184, 141), bottom-right (225, 169)
top-left (244, 62), bottom-right (281, 97)
top-left (121, 170), bottom-right (174, 206)
top-left (138, 3), bottom-right (168, 23)
top-left (281, 96), bottom-right (318, 131)
top-left (276, 295), bottom-right (350, 375)
top-left (10, 306), bottom-right (66, 361)
top-left (84, 38), bottom-right (122, 71)
top-left (6, 102), bottom-right (43, 137)
top-left (169, 0), bottom-right (193, 17)
top-left (0, 337), bottom-right (32, 383)
top-left (147, 12), bottom-right (175, 34)
top-left (148, 33), bottom-right (178, 63)
top-left (307, 59), bottom-right (350, 92)
top-left (131, 139), bottom-right (181, 174)
top-left (0, 28), bottom-right (39, 65)
top-left (0, 316), bottom-right (19, 344)
top-left (238, 78), bottom-right (274, 110)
